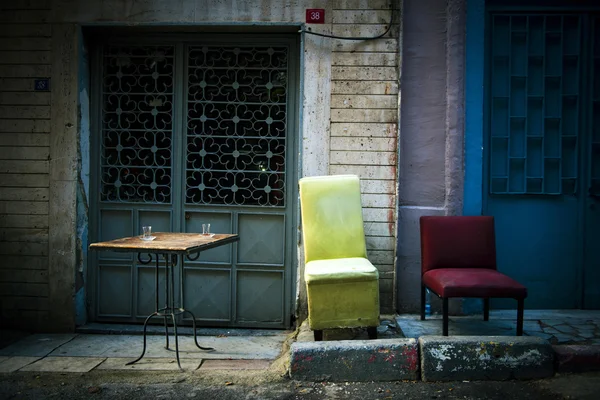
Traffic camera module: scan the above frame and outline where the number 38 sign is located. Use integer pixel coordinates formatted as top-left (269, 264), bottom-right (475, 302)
top-left (306, 9), bottom-right (325, 24)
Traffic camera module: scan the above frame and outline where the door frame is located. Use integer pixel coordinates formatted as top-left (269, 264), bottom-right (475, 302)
top-left (86, 30), bottom-right (301, 327)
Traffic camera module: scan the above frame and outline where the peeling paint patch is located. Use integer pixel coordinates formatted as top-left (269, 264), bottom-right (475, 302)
top-left (420, 337), bottom-right (554, 382)
top-left (429, 344), bottom-right (454, 361)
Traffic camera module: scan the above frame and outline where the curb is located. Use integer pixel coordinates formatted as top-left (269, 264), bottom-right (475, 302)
top-left (289, 339), bottom-right (419, 382)
top-left (419, 336), bottom-right (554, 382)
top-left (289, 336), bottom-right (564, 382)
top-left (553, 345), bottom-right (600, 373)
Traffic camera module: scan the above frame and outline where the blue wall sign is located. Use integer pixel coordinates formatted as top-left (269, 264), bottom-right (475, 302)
top-left (34, 78), bottom-right (50, 91)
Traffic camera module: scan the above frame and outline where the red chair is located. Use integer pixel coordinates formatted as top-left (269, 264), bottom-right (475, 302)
top-left (419, 216), bottom-right (527, 336)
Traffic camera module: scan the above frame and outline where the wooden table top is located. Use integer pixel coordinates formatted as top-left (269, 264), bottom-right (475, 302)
top-left (89, 232), bottom-right (239, 254)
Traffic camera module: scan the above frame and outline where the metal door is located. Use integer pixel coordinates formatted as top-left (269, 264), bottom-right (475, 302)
top-left (485, 13), bottom-right (599, 308)
top-left (89, 36), bottom-right (299, 328)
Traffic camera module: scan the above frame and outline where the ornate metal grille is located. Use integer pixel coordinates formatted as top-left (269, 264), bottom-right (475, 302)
top-left (489, 15), bottom-right (580, 195)
top-left (101, 45), bottom-right (174, 203)
top-left (186, 46), bottom-right (288, 206)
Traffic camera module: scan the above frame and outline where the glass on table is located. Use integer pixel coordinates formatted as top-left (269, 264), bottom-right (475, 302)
top-left (142, 226), bottom-right (152, 239)
top-left (202, 223), bottom-right (211, 235)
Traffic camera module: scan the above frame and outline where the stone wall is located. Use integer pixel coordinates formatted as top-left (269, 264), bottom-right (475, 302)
top-left (328, 0), bottom-right (400, 312)
top-left (396, 0), bottom-right (465, 313)
top-left (0, 0), bottom-right (53, 330)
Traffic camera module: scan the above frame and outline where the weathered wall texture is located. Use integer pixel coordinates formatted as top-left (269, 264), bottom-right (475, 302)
top-left (0, 0), bottom-right (54, 330)
top-left (0, 0), bottom-right (403, 330)
top-left (396, 0), bottom-right (465, 313)
top-left (328, 0), bottom-right (401, 313)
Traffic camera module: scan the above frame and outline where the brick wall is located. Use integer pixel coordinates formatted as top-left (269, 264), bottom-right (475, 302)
top-left (0, 0), bottom-right (51, 330)
top-left (329, 0), bottom-right (400, 313)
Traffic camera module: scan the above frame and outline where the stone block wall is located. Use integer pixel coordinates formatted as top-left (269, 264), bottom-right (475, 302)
top-left (0, 0), bottom-right (53, 330)
top-left (329, 0), bottom-right (400, 313)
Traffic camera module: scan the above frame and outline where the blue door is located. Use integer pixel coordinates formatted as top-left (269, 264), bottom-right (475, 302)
top-left (485, 13), bottom-right (600, 309)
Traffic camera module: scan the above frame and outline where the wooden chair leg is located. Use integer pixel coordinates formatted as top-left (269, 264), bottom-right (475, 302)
top-left (442, 297), bottom-right (449, 336)
top-left (420, 284), bottom-right (426, 320)
top-left (516, 298), bottom-right (524, 336)
top-left (314, 330), bottom-right (323, 341)
top-left (483, 298), bottom-right (490, 321)
top-left (367, 327), bottom-right (377, 339)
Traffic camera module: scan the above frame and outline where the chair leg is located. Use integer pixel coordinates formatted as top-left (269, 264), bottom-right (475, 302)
top-left (420, 284), bottom-right (426, 321)
top-left (516, 298), bottom-right (524, 336)
top-left (483, 298), bottom-right (490, 321)
top-left (442, 297), bottom-right (449, 336)
top-left (313, 330), bottom-right (323, 341)
top-left (367, 327), bottom-right (377, 340)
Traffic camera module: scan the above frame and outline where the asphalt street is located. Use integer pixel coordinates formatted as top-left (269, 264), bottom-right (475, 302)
top-left (0, 370), bottom-right (599, 400)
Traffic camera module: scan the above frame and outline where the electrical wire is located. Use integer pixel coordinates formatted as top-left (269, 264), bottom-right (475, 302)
top-left (298, 6), bottom-right (395, 41)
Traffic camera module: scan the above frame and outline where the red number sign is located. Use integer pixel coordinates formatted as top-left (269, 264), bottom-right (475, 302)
top-left (306, 9), bottom-right (325, 24)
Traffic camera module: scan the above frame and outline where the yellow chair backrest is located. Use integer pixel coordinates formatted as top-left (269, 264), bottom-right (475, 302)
top-left (299, 175), bottom-right (367, 263)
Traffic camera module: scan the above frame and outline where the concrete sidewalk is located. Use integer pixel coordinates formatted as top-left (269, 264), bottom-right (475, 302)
top-left (0, 328), bottom-right (291, 374)
top-left (1, 310), bottom-right (599, 380)
top-left (397, 310), bottom-right (600, 345)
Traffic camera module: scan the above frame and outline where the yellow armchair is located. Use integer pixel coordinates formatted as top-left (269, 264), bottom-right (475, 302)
top-left (299, 175), bottom-right (380, 341)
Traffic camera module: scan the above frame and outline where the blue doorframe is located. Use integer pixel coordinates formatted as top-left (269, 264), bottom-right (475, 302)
top-left (464, 0), bottom-right (486, 216)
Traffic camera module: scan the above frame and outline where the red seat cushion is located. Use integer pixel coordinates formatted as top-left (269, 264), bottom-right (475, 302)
top-left (423, 268), bottom-right (527, 299)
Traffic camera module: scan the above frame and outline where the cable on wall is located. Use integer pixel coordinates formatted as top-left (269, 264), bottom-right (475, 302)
top-left (298, 6), bottom-right (395, 41)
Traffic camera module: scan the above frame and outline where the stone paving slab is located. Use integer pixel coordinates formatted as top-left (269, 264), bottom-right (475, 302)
top-left (96, 357), bottom-right (201, 371)
top-left (199, 359), bottom-right (271, 370)
top-left (0, 334), bottom-right (76, 357)
top-left (396, 314), bottom-right (600, 345)
top-left (0, 356), bottom-right (41, 373)
top-left (20, 356), bottom-right (106, 373)
top-left (419, 336), bottom-right (554, 382)
top-left (396, 316), bottom-right (517, 338)
top-left (78, 323), bottom-right (288, 337)
top-left (47, 334), bottom-right (285, 360)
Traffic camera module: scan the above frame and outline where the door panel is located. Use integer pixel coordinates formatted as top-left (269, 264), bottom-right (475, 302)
top-left (237, 213), bottom-right (285, 265)
top-left (98, 264), bottom-right (132, 316)
top-left (488, 197), bottom-right (580, 309)
top-left (486, 14), bottom-right (585, 309)
top-left (236, 270), bottom-right (284, 322)
top-left (91, 38), bottom-right (298, 327)
top-left (181, 43), bottom-right (294, 327)
top-left (183, 268), bottom-right (231, 321)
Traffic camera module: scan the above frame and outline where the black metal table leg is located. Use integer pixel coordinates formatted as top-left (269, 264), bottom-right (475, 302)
top-left (168, 253), bottom-right (181, 368)
top-left (126, 311), bottom-right (158, 366)
top-left (182, 309), bottom-right (214, 351)
top-left (128, 251), bottom-right (214, 370)
top-left (164, 253), bottom-right (171, 350)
